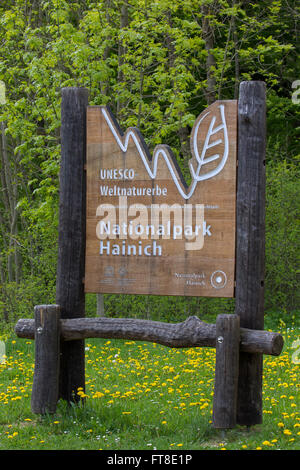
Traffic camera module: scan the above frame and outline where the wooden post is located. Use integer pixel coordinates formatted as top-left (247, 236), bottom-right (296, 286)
top-left (235, 81), bottom-right (266, 426)
top-left (31, 305), bottom-right (60, 414)
top-left (56, 87), bottom-right (89, 403)
top-left (213, 314), bottom-right (240, 429)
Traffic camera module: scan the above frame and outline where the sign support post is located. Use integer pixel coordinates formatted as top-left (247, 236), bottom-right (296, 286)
top-left (235, 81), bottom-right (266, 426)
top-left (56, 87), bottom-right (89, 403)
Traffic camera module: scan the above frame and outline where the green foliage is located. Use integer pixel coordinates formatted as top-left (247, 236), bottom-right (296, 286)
top-left (265, 159), bottom-right (300, 312)
top-left (0, 0), bottom-right (299, 325)
top-left (88, 293), bottom-right (235, 324)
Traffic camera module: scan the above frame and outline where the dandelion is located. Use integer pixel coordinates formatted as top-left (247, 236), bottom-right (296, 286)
top-left (262, 441), bottom-right (272, 446)
top-left (92, 391), bottom-right (104, 398)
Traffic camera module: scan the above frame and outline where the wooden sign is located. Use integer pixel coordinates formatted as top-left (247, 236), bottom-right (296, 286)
top-left (85, 100), bottom-right (237, 297)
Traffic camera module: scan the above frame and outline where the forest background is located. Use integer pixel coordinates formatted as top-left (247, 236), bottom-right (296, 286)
top-left (0, 0), bottom-right (299, 329)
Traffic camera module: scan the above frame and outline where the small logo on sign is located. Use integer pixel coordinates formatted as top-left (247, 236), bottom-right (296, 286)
top-left (210, 270), bottom-right (227, 289)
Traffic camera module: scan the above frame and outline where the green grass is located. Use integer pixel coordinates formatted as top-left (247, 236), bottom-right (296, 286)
top-left (0, 323), bottom-right (299, 450)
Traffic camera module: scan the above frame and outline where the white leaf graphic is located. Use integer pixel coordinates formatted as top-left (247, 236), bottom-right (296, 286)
top-left (101, 103), bottom-right (229, 200)
top-left (188, 104), bottom-right (228, 183)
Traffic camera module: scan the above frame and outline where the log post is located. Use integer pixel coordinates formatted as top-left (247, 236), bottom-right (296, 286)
top-left (15, 315), bottom-right (284, 356)
top-left (31, 305), bottom-right (60, 414)
top-left (213, 314), bottom-right (240, 428)
top-left (235, 81), bottom-right (266, 426)
top-left (56, 87), bottom-right (89, 403)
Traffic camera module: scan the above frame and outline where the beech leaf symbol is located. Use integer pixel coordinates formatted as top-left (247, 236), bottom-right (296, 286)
top-left (189, 104), bottom-right (229, 183)
top-left (101, 102), bottom-right (230, 200)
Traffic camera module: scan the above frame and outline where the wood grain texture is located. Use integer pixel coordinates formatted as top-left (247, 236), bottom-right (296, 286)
top-left (31, 305), bottom-right (60, 414)
top-left (213, 314), bottom-right (240, 428)
top-left (15, 315), bottom-right (283, 356)
top-left (57, 87), bottom-right (89, 403)
top-left (235, 81), bottom-right (266, 426)
top-left (85, 101), bottom-right (237, 297)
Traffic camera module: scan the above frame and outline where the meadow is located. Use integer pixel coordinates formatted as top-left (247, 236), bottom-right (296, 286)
top-left (0, 321), bottom-right (299, 451)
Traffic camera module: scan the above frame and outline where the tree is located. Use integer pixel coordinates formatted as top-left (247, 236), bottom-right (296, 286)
top-left (0, 0), bottom-right (299, 321)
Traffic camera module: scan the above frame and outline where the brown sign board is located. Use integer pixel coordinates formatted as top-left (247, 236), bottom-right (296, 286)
top-left (85, 100), bottom-right (237, 297)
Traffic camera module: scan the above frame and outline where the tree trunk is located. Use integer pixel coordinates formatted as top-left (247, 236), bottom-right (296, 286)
top-left (96, 294), bottom-right (105, 317)
top-left (117, 1), bottom-right (129, 115)
top-left (202, 4), bottom-right (217, 104)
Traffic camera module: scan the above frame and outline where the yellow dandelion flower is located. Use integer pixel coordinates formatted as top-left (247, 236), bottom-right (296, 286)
top-left (262, 441), bottom-right (272, 446)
